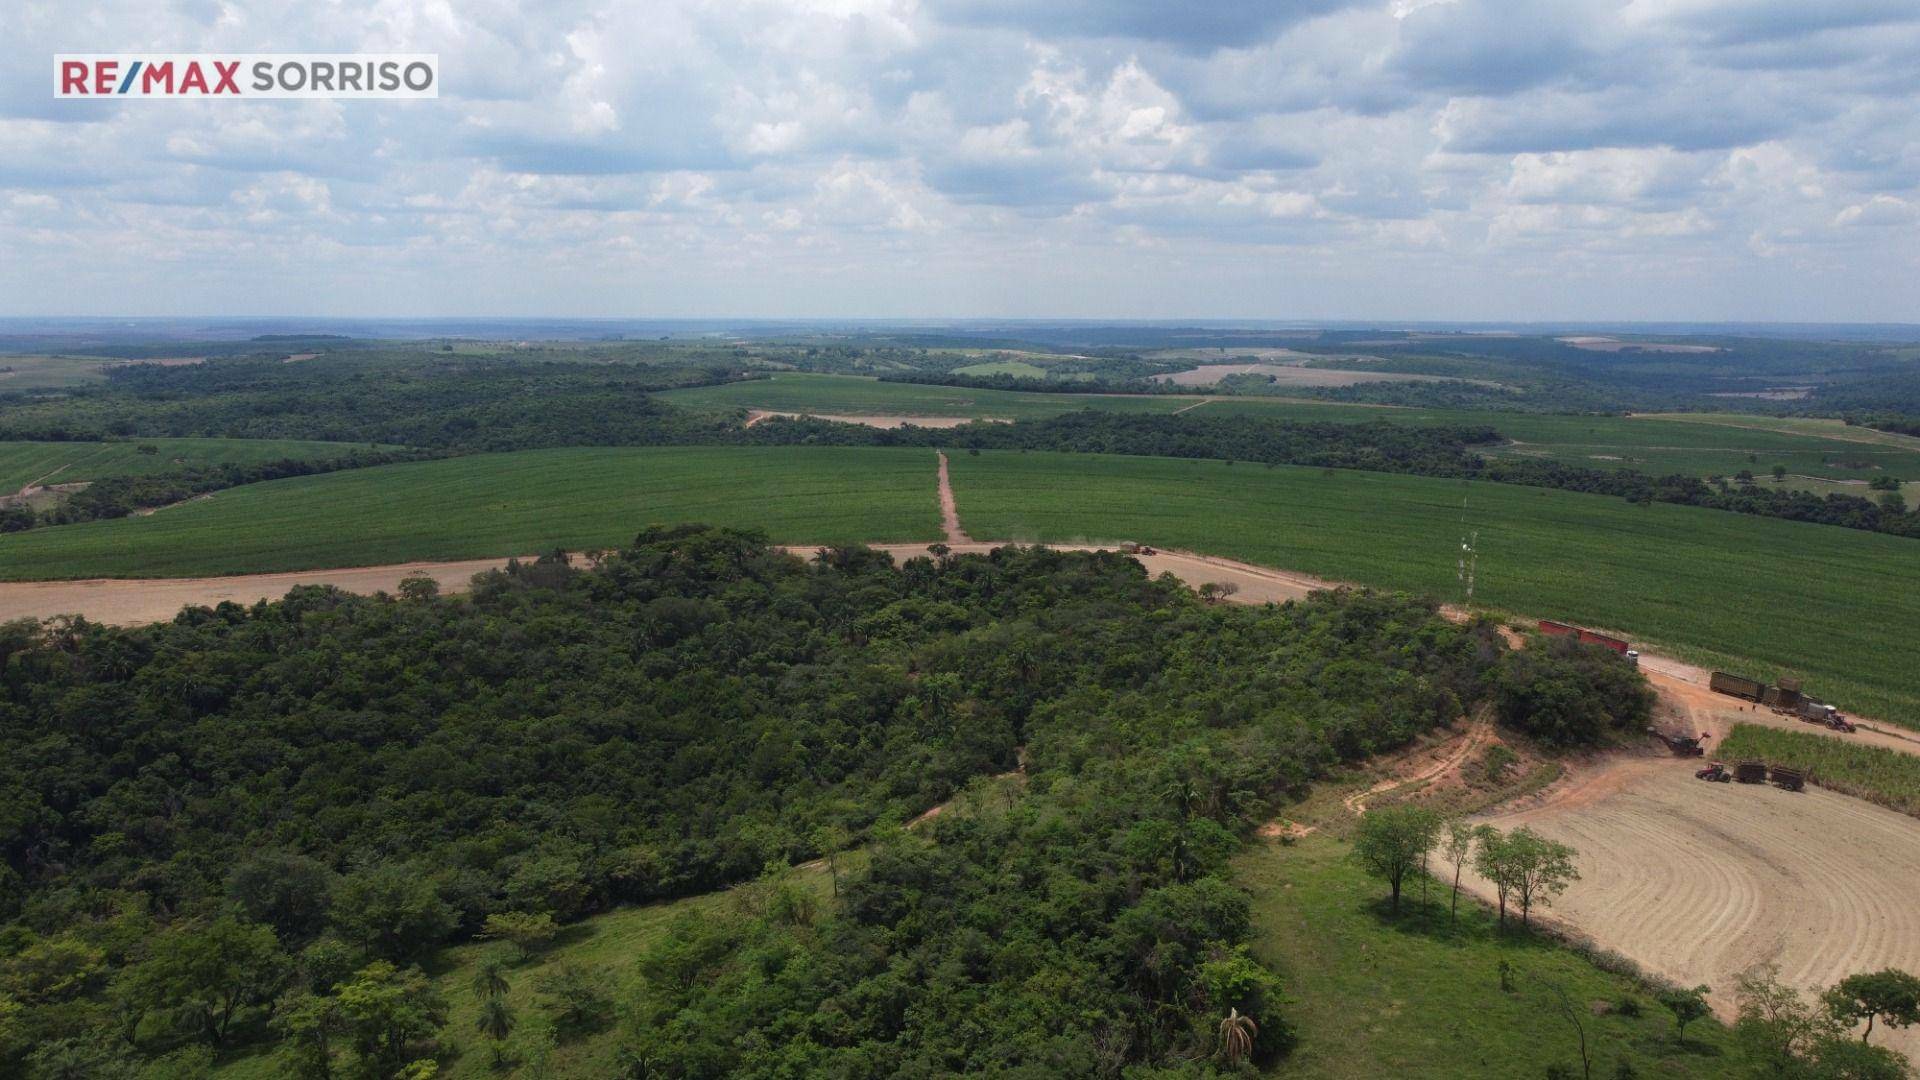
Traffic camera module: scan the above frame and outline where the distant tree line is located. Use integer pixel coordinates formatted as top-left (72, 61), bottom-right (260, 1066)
top-left (0, 352), bottom-right (747, 451)
top-left (1851, 414), bottom-right (1920, 438)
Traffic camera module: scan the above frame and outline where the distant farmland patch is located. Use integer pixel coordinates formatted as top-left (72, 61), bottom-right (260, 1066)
top-left (0, 437), bottom-right (389, 495)
top-left (1151, 362), bottom-right (1466, 388)
top-left (0, 355), bottom-right (112, 390)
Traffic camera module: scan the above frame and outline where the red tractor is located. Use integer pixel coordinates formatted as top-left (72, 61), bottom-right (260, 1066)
top-left (1696, 761), bottom-right (1732, 783)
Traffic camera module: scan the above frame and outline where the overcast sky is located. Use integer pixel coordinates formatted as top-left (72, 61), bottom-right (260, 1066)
top-left (2, 0), bottom-right (1918, 321)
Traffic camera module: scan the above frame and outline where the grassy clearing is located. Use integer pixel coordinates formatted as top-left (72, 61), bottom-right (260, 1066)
top-left (1651, 413), bottom-right (1920, 450)
top-left (1717, 724), bottom-right (1920, 817)
top-left (946, 450), bottom-right (1920, 727)
top-left (0, 446), bottom-right (942, 579)
top-left (210, 885), bottom-right (751, 1079)
top-left (1242, 833), bottom-right (1739, 1079)
top-left (0, 354), bottom-right (112, 390)
top-left (951, 359), bottom-right (1049, 378)
top-left (0, 437), bottom-right (388, 492)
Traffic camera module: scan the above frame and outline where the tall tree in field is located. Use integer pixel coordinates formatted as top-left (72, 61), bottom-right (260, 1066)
top-left (477, 996), bottom-right (516, 1042)
top-left (1476, 826), bottom-right (1578, 928)
top-left (1474, 828), bottom-right (1516, 926)
top-left (1504, 828), bottom-right (1579, 927)
top-left (1734, 964), bottom-right (1836, 1073)
top-left (1352, 805), bottom-right (1441, 914)
top-left (1656, 985), bottom-right (1712, 1043)
top-left (1823, 969), bottom-right (1920, 1044)
top-left (472, 958), bottom-right (510, 1002)
top-left (1441, 819), bottom-right (1489, 926)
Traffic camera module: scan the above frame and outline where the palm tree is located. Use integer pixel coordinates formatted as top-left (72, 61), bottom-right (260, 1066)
top-left (472, 958), bottom-right (510, 1001)
top-left (1218, 1008), bottom-right (1258, 1067)
top-left (477, 996), bottom-right (517, 1042)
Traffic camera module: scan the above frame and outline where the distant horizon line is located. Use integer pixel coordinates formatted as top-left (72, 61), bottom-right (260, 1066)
top-left (3, 315), bottom-right (1918, 329)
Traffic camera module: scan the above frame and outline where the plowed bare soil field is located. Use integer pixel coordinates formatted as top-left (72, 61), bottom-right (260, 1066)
top-left (1459, 752), bottom-right (1920, 1059)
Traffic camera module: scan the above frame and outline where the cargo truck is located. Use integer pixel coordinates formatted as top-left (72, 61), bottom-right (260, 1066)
top-left (1537, 620), bottom-right (1637, 664)
top-left (1710, 671), bottom-right (1766, 702)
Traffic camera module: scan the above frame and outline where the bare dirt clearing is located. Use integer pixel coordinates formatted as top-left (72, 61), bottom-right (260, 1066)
top-left (1458, 753), bottom-right (1920, 1060)
top-left (0, 558), bottom-right (520, 626)
top-left (1146, 347), bottom-right (1369, 363)
top-left (1558, 337), bottom-right (1721, 353)
top-left (1152, 363), bottom-right (1460, 388)
top-left (745, 409), bottom-right (999, 429)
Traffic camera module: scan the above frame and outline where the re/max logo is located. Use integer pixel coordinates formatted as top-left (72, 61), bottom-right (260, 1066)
top-left (54, 54), bottom-right (438, 100)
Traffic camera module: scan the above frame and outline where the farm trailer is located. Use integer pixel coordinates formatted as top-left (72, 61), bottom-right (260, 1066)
top-left (1710, 671), bottom-right (1767, 702)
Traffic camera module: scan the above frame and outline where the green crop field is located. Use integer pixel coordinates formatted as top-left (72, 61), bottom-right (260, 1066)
top-left (0, 437), bottom-right (389, 493)
top-left (661, 375), bottom-right (1920, 486)
top-left (1242, 834), bottom-right (1737, 1079)
top-left (1718, 724), bottom-right (1920, 817)
top-left (0, 446), bottom-right (942, 579)
top-left (945, 450), bottom-right (1920, 727)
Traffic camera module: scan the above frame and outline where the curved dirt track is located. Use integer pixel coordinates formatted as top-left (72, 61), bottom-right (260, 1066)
top-left (1343, 720), bottom-right (1493, 816)
top-left (1458, 755), bottom-right (1920, 1059)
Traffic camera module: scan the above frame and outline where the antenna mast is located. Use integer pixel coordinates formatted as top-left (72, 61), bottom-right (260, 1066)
top-left (1457, 490), bottom-right (1478, 609)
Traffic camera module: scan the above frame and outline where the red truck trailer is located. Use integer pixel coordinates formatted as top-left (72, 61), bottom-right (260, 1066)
top-left (1538, 620), bottom-right (1632, 656)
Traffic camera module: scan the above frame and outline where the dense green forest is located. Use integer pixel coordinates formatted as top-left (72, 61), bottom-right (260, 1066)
top-left (0, 526), bottom-right (1664, 1077)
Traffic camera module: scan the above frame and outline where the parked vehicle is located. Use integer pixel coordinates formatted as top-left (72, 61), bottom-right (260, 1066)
top-left (1539, 620), bottom-right (1636, 664)
top-left (1710, 671), bottom-right (1766, 702)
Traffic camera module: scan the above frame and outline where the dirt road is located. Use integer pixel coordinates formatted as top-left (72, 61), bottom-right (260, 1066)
top-left (1638, 653), bottom-right (1920, 757)
top-left (936, 451), bottom-right (971, 544)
